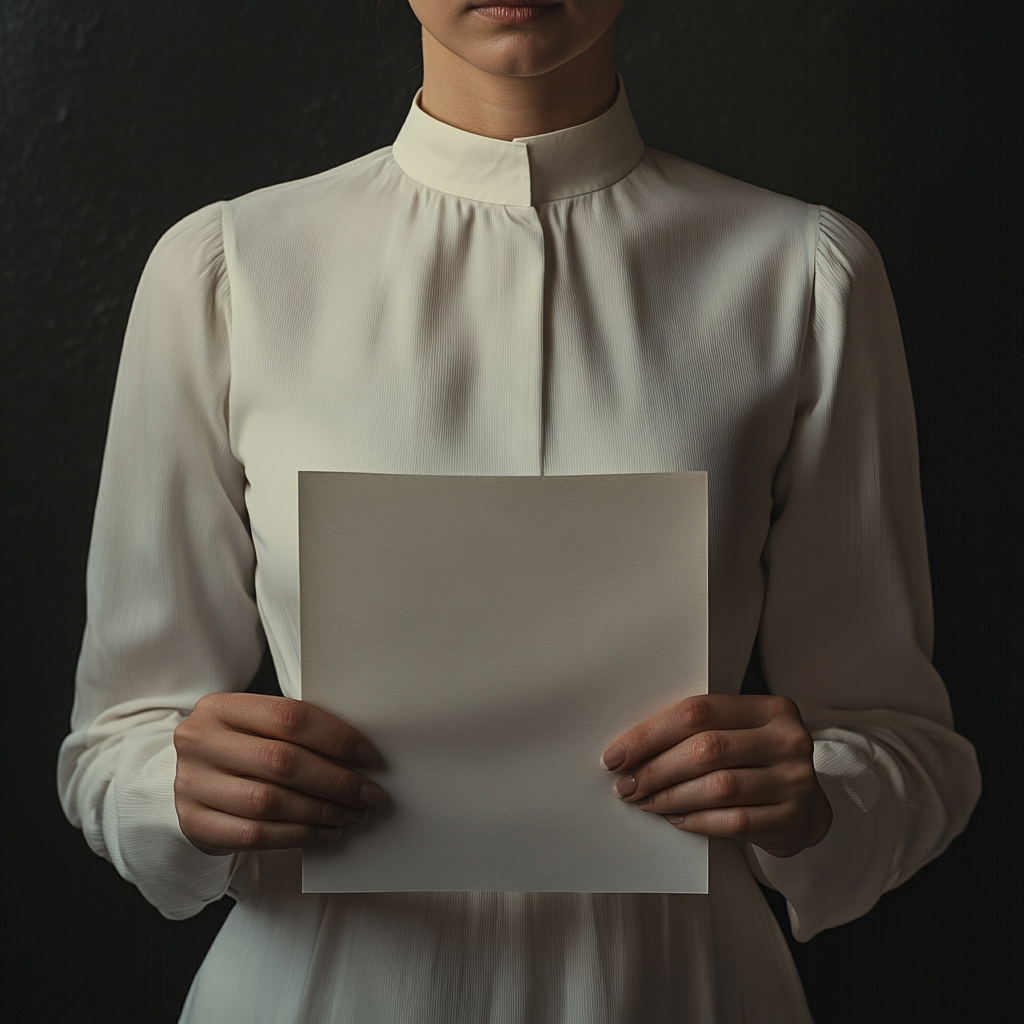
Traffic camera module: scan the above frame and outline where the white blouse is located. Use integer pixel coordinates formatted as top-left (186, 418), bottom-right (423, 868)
top-left (58, 81), bottom-right (981, 1024)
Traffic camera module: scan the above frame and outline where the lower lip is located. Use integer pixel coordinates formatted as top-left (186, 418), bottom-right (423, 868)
top-left (473, 4), bottom-right (560, 25)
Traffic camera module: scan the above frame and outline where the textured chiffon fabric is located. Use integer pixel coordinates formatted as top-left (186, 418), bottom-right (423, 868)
top-left (58, 81), bottom-right (980, 1023)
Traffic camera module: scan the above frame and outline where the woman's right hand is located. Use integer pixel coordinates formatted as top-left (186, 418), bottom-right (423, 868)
top-left (172, 692), bottom-right (387, 855)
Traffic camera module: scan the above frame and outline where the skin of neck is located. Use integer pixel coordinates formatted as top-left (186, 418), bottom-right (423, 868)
top-left (419, 21), bottom-right (617, 141)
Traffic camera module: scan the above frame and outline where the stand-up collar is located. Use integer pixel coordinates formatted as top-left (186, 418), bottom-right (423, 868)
top-left (391, 75), bottom-right (645, 207)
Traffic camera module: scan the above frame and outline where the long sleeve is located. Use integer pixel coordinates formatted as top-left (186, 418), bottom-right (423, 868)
top-left (750, 206), bottom-right (981, 940)
top-left (57, 203), bottom-right (264, 920)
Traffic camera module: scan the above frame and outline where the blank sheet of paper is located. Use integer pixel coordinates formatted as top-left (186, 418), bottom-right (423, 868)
top-left (299, 472), bottom-right (707, 893)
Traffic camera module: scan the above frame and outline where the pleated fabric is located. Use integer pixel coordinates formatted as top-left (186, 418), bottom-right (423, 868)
top-left (178, 840), bottom-right (806, 1024)
top-left (58, 81), bottom-right (979, 1023)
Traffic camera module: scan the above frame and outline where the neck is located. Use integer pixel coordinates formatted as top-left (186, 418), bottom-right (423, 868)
top-left (419, 24), bottom-right (617, 141)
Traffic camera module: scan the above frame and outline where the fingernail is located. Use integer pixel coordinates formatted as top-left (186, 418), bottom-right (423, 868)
top-left (360, 782), bottom-right (388, 807)
top-left (343, 808), bottom-right (369, 824)
top-left (600, 744), bottom-right (626, 771)
top-left (666, 814), bottom-right (686, 825)
top-left (318, 828), bottom-right (344, 840)
top-left (614, 775), bottom-right (637, 799)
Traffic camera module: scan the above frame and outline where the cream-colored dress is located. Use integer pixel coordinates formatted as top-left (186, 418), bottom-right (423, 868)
top-left (58, 81), bottom-right (980, 1023)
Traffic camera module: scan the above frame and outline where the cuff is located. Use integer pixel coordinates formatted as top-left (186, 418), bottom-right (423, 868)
top-left (752, 737), bottom-right (896, 941)
top-left (112, 729), bottom-right (240, 920)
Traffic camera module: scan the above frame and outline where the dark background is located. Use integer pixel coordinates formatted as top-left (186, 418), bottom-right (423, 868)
top-left (2, 1), bottom-right (1020, 1021)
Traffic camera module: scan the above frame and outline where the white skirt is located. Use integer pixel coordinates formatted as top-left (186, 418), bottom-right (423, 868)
top-left (178, 838), bottom-right (812, 1024)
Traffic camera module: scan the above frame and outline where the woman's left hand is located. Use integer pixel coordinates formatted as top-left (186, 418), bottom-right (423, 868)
top-left (600, 694), bottom-right (833, 858)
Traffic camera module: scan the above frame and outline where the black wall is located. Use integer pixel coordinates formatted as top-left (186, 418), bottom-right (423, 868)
top-left (2, 1), bottom-right (1020, 1021)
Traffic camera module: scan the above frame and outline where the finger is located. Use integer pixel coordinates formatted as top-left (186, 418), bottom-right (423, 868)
top-left (661, 803), bottom-right (795, 845)
top-left (198, 692), bottom-right (380, 768)
top-left (190, 728), bottom-right (388, 810)
top-left (184, 771), bottom-right (372, 828)
top-left (616, 725), bottom-right (797, 803)
top-left (601, 694), bottom-right (801, 773)
top-left (181, 805), bottom-right (348, 855)
top-left (631, 766), bottom-right (798, 815)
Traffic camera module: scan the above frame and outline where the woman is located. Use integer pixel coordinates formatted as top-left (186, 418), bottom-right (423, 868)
top-left (58, 2), bottom-right (981, 1021)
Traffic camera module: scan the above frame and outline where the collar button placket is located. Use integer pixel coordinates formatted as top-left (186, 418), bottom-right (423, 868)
top-left (518, 204), bottom-right (545, 478)
top-left (389, 75), bottom-right (646, 479)
top-left (485, 200), bottom-right (545, 478)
